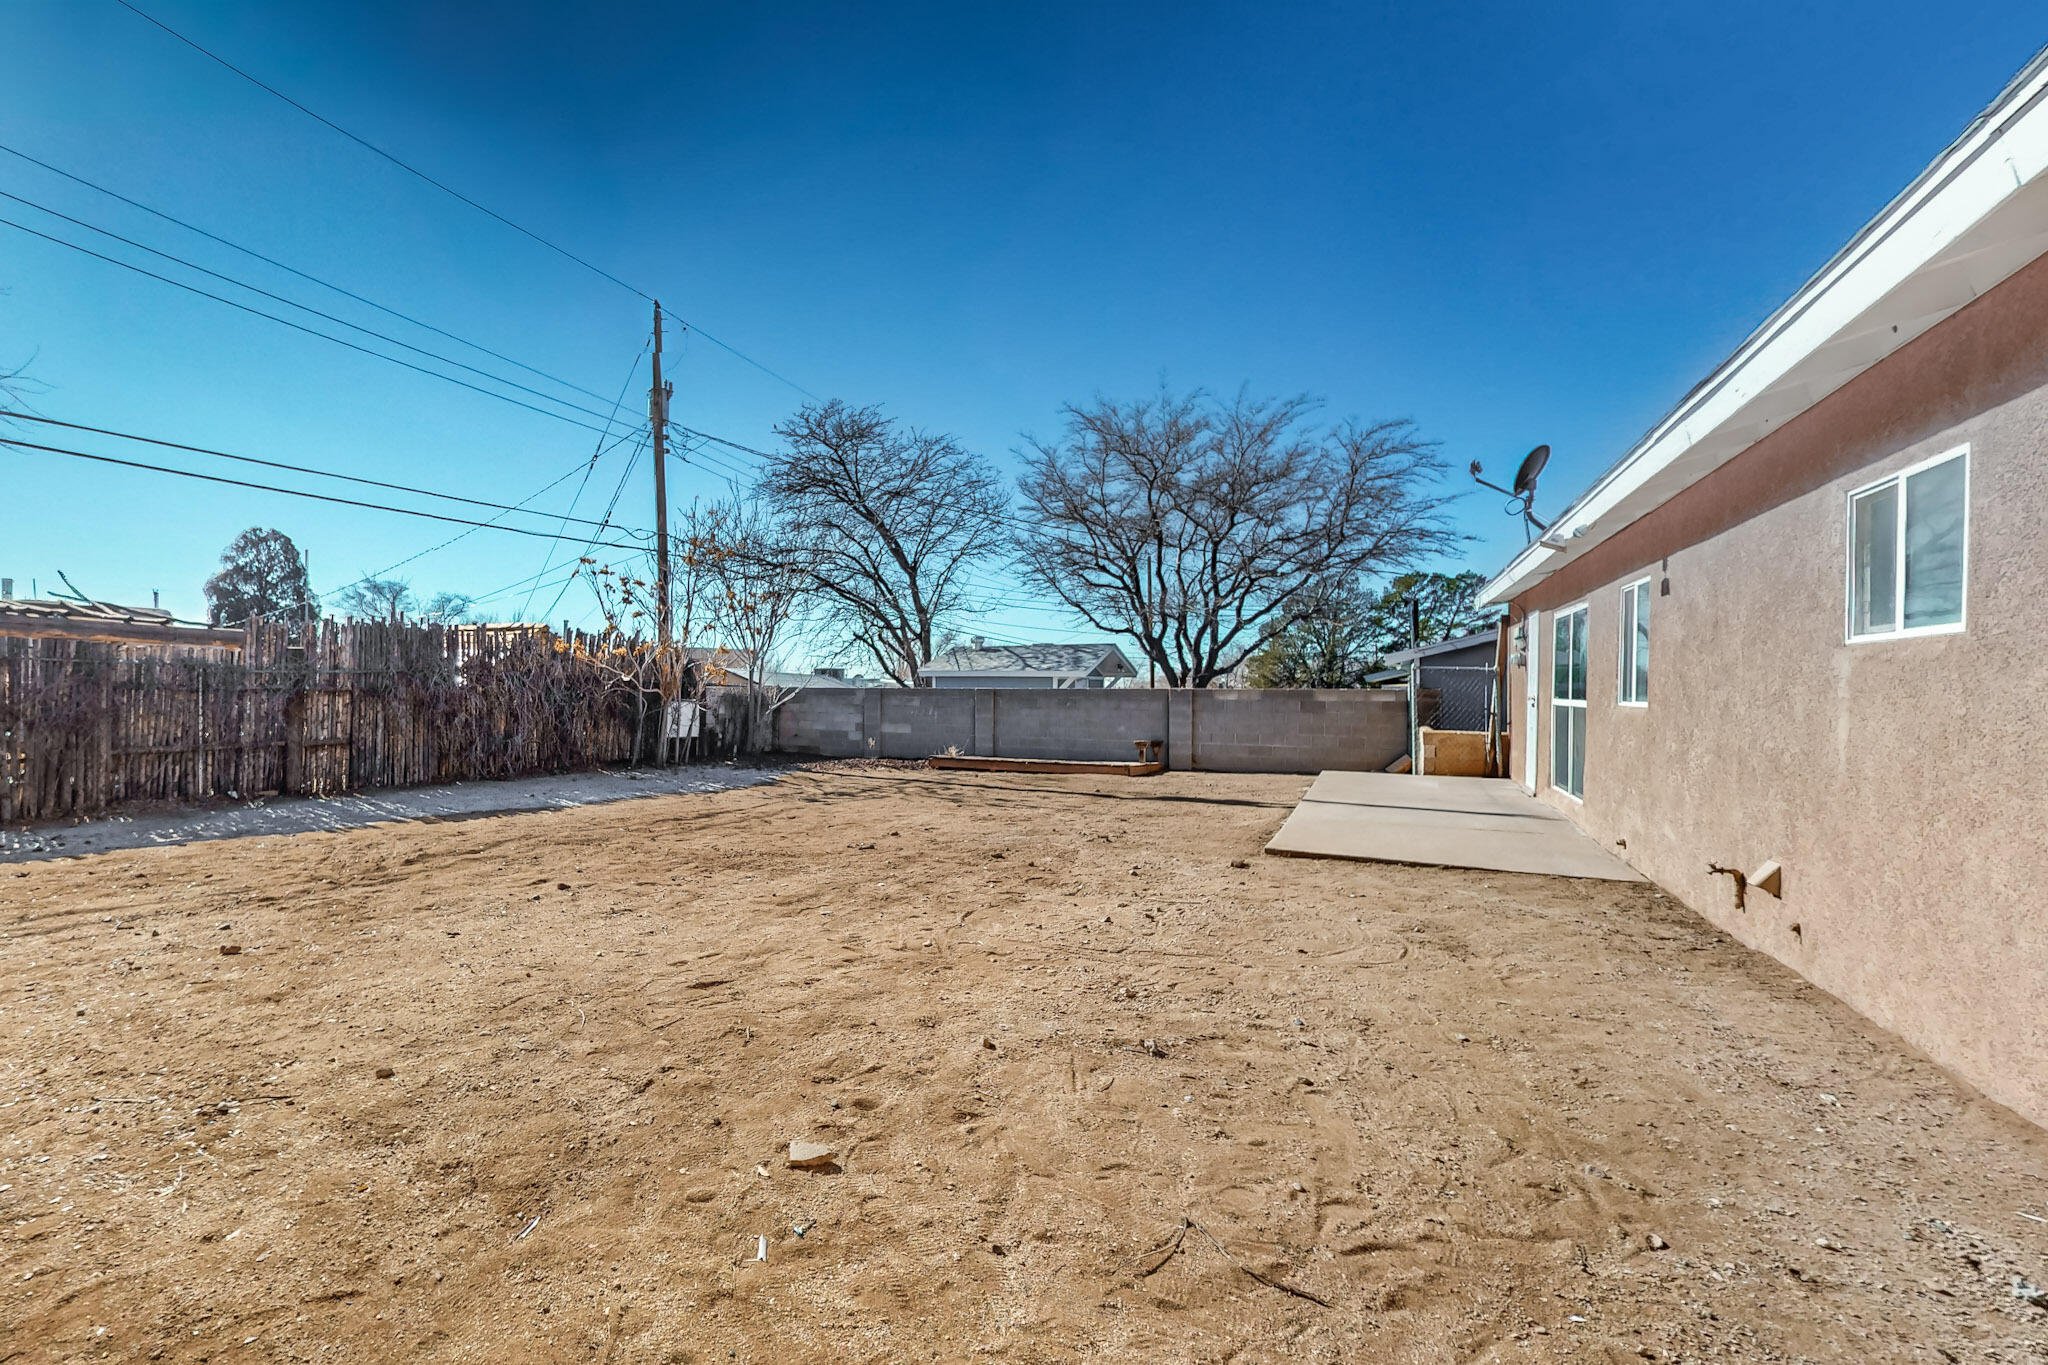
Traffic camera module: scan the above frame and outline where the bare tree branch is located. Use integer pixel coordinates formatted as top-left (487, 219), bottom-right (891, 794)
top-left (1016, 387), bottom-right (1458, 687)
top-left (682, 499), bottom-right (811, 751)
top-left (757, 400), bottom-right (1009, 685)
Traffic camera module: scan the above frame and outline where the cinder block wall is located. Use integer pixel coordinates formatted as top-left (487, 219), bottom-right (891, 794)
top-left (772, 687), bottom-right (1408, 774)
top-left (1176, 688), bottom-right (1410, 773)
top-left (772, 688), bottom-right (867, 755)
top-left (874, 690), bottom-right (978, 759)
top-left (989, 689), bottom-right (1171, 761)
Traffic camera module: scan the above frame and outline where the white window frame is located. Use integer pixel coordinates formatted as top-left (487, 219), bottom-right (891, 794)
top-left (1843, 444), bottom-right (1969, 644)
top-left (1617, 576), bottom-right (1650, 707)
top-left (1521, 609), bottom-right (1542, 793)
top-left (1549, 601), bottom-right (1588, 802)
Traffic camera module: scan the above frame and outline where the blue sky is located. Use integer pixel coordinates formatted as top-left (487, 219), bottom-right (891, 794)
top-left (1, 2), bottom-right (2040, 658)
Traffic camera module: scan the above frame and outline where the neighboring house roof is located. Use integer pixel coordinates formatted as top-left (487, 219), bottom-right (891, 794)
top-left (1361, 667), bottom-right (1409, 686)
top-left (756, 668), bottom-right (864, 690)
top-left (0, 596), bottom-right (244, 651)
top-left (1383, 629), bottom-right (1500, 667)
top-left (689, 650), bottom-right (872, 691)
top-left (917, 642), bottom-right (1137, 681)
top-left (1478, 43), bottom-right (2048, 607)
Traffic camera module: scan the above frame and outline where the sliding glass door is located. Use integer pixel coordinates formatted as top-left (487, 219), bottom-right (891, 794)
top-left (1550, 604), bottom-right (1587, 799)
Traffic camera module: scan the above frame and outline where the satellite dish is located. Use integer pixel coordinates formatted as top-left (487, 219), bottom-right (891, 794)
top-left (1469, 443), bottom-right (1554, 536)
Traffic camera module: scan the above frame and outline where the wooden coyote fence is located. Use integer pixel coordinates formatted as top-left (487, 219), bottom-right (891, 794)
top-left (0, 619), bottom-right (651, 825)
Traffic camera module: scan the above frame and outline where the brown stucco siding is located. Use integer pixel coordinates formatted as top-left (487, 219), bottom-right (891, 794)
top-left (1504, 250), bottom-right (2048, 1126)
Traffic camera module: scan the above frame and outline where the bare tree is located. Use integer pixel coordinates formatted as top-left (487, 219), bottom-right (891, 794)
top-left (419, 591), bottom-right (477, 624)
top-left (758, 400), bottom-right (1009, 685)
top-left (336, 577), bottom-right (414, 623)
top-left (685, 500), bottom-right (811, 752)
top-left (0, 301), bottom-right (45, 421)
top-left (572, 560), bottom-right (683, 767)
top-left (1017, 388), bottom-right (1456, 687)
top-left (1, 354), bottom-right (41, 418)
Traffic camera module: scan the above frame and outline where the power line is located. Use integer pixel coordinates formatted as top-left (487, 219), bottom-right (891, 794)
top-left (112, 0), bottom-right (651, 302)
top-left (0, 140), bottom-right (622, 409)
top-left (670, 433), bottom-right (755, 485)
top-left (108, 5), bottom-right (827, 403)
top-left (539, 436), bottom-right (649, 622)
top-left (521, 339), bottom-right (650, 619)
top-left (592, 439), bottom-right (649, 540)
top-left (619, 423), bottom-right (1042, 542)
top-left (0, 193), bottom-right (637, 429)
top-left (0, 433), bottom-right (654, 552)
top-left (110, 1), bottom-right (824, 406)
top-left (1, 212), bottom-right (790, 462)
top-left (673, 321), bottom-right (819, 402)
top-left (668, 421), bottom-right (780, 465)
top-left (0, 214), bottom-right (629, 437)
top-left (318, 450), bottom-right (622, 605)
top-left (0, 409), bottom-right (646, 536)
top-left (316, 359), bottom-right (651, 609)
top-left (471, 561), bottom-right (584, 609)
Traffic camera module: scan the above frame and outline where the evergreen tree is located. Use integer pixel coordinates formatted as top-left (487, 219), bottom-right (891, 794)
top-left (203, 527), bottom-right (313, 626)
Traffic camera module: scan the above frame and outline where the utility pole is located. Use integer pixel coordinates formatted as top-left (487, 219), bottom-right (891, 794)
top-left (650, 301), bottom-right (674, 646)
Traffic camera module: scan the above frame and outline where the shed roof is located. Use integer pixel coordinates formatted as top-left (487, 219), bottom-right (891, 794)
top-left (0, 597), bottom-right (243, 650)
top-left (1383, 629), bottom-right (1500, 667)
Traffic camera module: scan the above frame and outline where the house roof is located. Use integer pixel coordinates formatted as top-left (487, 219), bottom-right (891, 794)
top-left (1383, 629), bottom-right (1500, 667)
top-left (757, 668), bottom-right (864, 690)
top-left (1478, 42), bottom-right (2048, 608)
top-left (917, 642), bottom-right (1137, 680)
top-left (687, 649), bottom-right (876, 690)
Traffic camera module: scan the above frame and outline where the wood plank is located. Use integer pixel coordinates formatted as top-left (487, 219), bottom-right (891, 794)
top-left (925, 755), bottom-right (1164, 776)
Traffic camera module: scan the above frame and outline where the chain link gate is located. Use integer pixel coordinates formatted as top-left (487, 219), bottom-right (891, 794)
top-left (1417, 664), bottom-right (1498, 733)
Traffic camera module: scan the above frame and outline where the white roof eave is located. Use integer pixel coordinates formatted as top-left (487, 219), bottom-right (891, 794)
top-left (1478, 48), bottom-right (2048, 608)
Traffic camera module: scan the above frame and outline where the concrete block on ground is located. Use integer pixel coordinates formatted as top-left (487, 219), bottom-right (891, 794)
top-left (1419, 727), bottom-right (1490, 777)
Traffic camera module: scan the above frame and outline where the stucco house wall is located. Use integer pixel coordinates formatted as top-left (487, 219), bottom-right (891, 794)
top-left (1504, 248), bottom-right (2048, 1126)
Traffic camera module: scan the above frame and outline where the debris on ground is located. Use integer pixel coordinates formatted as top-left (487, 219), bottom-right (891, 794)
top-left (788, 1140), bottom-right (837, 1169)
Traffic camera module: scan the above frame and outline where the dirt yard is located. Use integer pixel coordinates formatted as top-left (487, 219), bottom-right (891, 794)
top-left (3, 764), bottom-right (2045, 1363)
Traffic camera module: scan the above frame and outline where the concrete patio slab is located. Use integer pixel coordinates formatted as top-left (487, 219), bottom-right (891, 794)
top-left (1264, 770), bottom-right (1643, 881)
